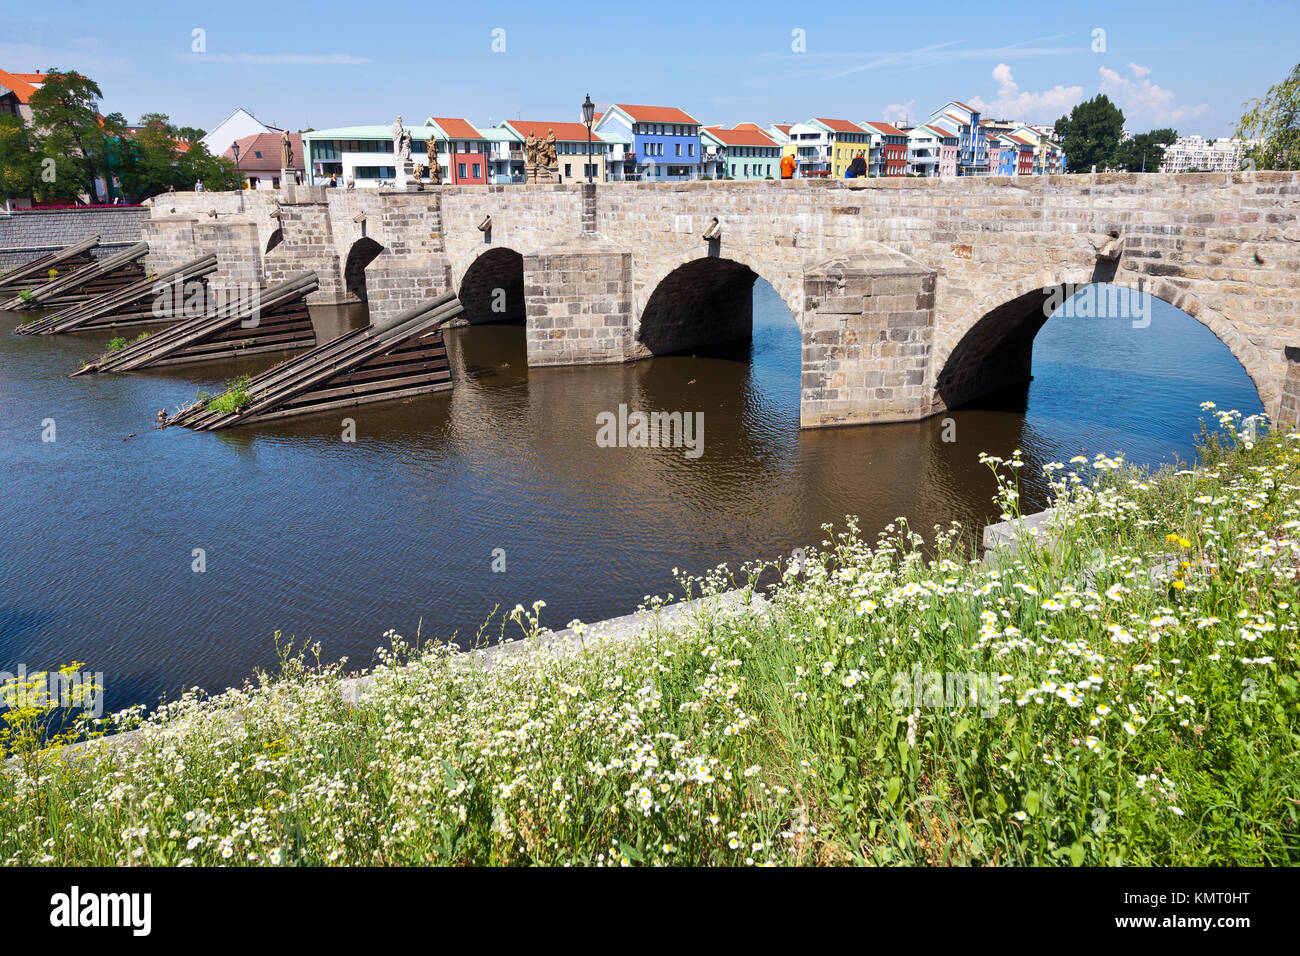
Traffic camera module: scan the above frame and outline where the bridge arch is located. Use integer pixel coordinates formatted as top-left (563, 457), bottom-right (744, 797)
top-left (932, 270), bottom-right (1278, 416)
top-left (635, 253), bottom-right (800, 358)
top-left (636, 248), bottom-right (802, 333)
top-left (342, 237), bottom-right (385, 303)
top-left (456, 247), bottom-right (526, 324)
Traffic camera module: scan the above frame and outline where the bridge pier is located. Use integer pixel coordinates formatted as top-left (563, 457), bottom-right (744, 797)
top-left (523, 237), bottom-right (634, 365)
top-left (800, 245), bottom-right (937, 428)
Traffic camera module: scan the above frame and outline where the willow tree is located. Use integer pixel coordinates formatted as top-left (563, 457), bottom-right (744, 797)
top-left (1237, 63), bottom-right (1300, 170)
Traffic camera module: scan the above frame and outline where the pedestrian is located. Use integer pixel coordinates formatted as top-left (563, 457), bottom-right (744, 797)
top-left (780, 153), bottom-right (796, 180)
top-left (195, 180), bottom-right (205, 193)
top-left (848, 153), bottom-right (867, 179)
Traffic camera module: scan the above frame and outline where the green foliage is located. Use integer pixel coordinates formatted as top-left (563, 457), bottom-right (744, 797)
top-left (1054, 94), bottom-right (1126, 173)
top-left (106, 336), bottom-right (127, 352)
top-left (1115, 128), bottom-right (1177, 172)
top-left (17, 289), bottom-right (34, 303)
top-left (0, 113), bottom-right (40, 203)
top-left (28, 69), bottom-right (112, 202)
top-left (1237, 62), bottom-right (1300, 170)
top-left (206, 374), bottom-right (254, 415)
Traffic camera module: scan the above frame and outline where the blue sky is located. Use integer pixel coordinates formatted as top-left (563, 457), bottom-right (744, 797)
top-left (5, 0), bottom-right (1297, 138)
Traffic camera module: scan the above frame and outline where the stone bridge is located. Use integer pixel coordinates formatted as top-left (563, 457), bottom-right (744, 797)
top-left (140, 172), bottom-right (1300, 427)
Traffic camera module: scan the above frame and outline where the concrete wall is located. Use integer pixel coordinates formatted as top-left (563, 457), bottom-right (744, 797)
top-left (143, 172), bottom-right (1300, 427)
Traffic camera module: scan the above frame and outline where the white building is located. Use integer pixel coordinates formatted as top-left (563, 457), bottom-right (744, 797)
top-left (787, 122), bottom-right (831, 176)
top-left (1160, 136), bottom-right (1258, 173)
top-left (200, 108), bottom-right (277, 159)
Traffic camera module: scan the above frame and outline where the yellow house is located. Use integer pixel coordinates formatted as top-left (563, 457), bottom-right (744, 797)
top-left (809, 118), bottom-right (871, 178)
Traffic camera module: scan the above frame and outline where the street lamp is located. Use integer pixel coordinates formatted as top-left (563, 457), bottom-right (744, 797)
top-left (231, 142), bottom-right (241, 190)
top-left (582, 93), bottom-right (595, 183)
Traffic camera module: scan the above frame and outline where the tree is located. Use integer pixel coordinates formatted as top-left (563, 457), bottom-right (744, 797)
top-left (28, 69), bottom-right (115, 202)
top-left (0, 113), bottom-right (41, 205)
top-left (1237, 62), bottom-right (1300, 170)
top-left (1115, 128), bottom-right (1177, 172)
top-left (1054, 94), bottom-right (1125, 173)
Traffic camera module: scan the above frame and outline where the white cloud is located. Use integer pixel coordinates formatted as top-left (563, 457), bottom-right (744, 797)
top-left (1098, 62), bottom-right (1209, 125)
top-left (968, 63), bottom-right (1084, 121)
top-left (882, 100), bottom-right (915, 125)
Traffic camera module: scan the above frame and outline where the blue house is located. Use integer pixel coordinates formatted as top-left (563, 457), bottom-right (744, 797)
top-left (595, 104), bottom-right (702, 181)
top-left (929, 101), bottom-right (986, 175)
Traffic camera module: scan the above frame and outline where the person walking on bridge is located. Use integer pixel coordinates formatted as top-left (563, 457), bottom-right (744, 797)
top-left (780, 153), bottom-right (796, 179)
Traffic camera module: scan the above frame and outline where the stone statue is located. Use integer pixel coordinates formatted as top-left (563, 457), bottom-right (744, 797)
top-left (525, 130), bottom-right (539, 166)
top-left (542, 129), bottom-right (557, 168)
top-left (412, 162), bottom-right (425, 184)
top-left (391, 115), bottom-right (412, 163)
top-left (426, 138), bottom-right (442, 185)
top-left (280, 130), bottom-right (293, 168)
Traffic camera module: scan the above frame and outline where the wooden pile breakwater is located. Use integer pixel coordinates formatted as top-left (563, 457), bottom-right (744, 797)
top-left (0, 236), bottom-right (100, 299)
top-left (1, 241), bottom-right (148, 311)
top-left (73, 272), bottom-right (319, 375)
top-left (14, 254), bottom-right (219, 335)
top-left (169, 290), bottom-right (463, 430)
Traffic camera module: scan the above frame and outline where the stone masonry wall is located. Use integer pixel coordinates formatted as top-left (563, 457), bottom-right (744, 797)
top-left (0, 206), bottom-right (149, 268)
top-left (802, 246), bottom-right (937, 427)
top-left (523, 236), bottom-right (633, 365)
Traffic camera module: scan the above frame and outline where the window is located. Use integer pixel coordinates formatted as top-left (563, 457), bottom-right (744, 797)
top-left (688, 143), bottom-right (694, 157)
top-left (253, 150), bottom-right (262, 159)
top-left (458, 163), bottom-right (466, 178)
top-left (675, 143), bottom-right (681, 156)
top-left (565, 163), bottom-right (572, 177)
top-left (472, 163), bottom-right (481, 178)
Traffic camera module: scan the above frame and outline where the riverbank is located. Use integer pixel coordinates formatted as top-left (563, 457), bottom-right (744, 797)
top-left (3, 405), bottom-right (1296, 866)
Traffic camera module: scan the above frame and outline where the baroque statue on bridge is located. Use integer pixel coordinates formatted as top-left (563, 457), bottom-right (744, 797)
top-left (391, 116), bottom-right (412, 164)
top-left (280, 130), bottom-right (293, 169)
top-left (427, 137), bottom-right (441, 185)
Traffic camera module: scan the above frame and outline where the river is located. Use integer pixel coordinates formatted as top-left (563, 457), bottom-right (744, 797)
top-left (0, 284), bottom-right (1262, 712)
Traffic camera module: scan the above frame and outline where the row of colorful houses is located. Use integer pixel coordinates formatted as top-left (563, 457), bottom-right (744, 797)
top-left (295, 100), bottom-right (1065, 187)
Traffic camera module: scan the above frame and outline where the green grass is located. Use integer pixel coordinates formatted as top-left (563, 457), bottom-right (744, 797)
top-left (205, 375), bottom-right (254, 416)
top-left (2, 406), bottom-right (1297, 866)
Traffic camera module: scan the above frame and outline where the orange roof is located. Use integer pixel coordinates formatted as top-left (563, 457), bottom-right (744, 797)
top-left (0, 68), bottom-right (45, 103)
top-left (613, 103), bottom-right (699, 125)
top-left (733, 122), bottom-right (764, 131)
top-left (770, 124), bottom-right (792, 135)
top-left (861, 121), bottom-right (906, 137)
top-left (815, 117), bottom-right (864, 134)
top-left (428, 117), bottom-right (482, 140)
top-left (704, 125), bottom-right (777, 147)
top-left (223, 132), bottom-right (304, 171)
top-left (506, 120), bottom-right (599, 142)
